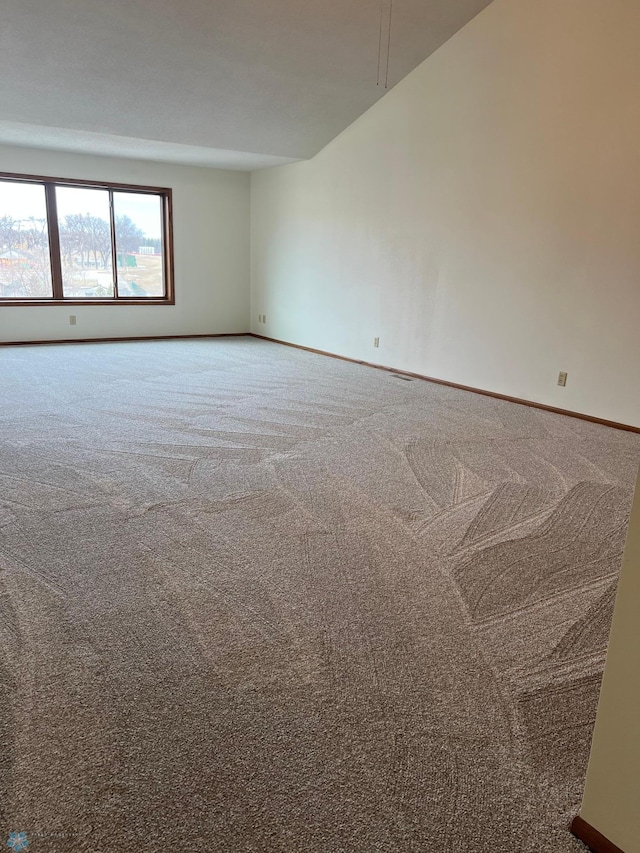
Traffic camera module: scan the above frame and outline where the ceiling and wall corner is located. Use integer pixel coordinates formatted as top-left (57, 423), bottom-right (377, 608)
top-left (250, 0), bottom-right (640, 429)
top-left (0, 0), bottom-right (493, 170)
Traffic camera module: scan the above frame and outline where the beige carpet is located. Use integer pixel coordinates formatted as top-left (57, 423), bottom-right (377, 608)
top-left (1, 336), bottom-right (639, 852)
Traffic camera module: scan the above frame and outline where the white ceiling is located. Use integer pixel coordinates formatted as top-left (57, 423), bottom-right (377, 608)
top-left (1, 0), bottom-right (493, 170)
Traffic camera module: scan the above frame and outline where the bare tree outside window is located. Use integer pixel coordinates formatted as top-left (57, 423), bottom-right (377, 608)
top-left (114, 192), bottom-right (164, 298)
top-left (0, 173), bottom-right (173, 305)
top-left (57, 187), bottom-right (114, 298)
top-left (0, 182), bottom-right (53, 299)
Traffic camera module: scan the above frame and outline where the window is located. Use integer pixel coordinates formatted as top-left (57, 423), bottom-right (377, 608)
top-left (0, 173), bottom-right (173, 305)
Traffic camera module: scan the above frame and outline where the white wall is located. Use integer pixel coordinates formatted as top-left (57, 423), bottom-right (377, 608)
top-left (579, 467), bottom-right (640, 852)
top-left (0, 145), bottom-right (250, 342)
top-left (251, 0), bottom-right (640, 428)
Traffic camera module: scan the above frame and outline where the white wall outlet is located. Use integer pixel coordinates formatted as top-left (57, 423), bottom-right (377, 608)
top-left (69, 315), bottom-right (77, 326)
top-left (258, 314), bottom-right (261, 323)
top-left (374, 337), bottom-right (380, 348)
top-left (558, 371), bottom-right (568, 387)
top-left (263, 314), bottom-right (267, 323)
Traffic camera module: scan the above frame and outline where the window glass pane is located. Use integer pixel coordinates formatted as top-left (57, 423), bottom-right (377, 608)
top-left (56, 186), bottom-right (114, 298)
top-left (113, 192), bottom-right (164, 298)
top-left (0, 181), bottom-right (53, 299)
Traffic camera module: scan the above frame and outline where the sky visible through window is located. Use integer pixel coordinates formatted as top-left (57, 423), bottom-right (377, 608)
top-left (0, 179), bottom-right (166, 300)
top-left (0, 182), bottom-right (46, 219)
top-left (112, 192), bottom-right (162, 240)
top-left (0, 181), bottom-right (52, 298)
top-left (0, 183), bottom-right (162, 239)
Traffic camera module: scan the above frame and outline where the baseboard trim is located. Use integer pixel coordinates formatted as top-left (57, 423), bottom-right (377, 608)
top-left (0, 332), bottom-right (249, 347)
top-left (571, 816), bottom-right (625, 853)
top-left (5, 329), bottom-right (639, 435)
top-left (249, 334), bottom-right (640, 435)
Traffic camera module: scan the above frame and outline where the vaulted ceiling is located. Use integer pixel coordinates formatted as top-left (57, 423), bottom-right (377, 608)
top-left (1, 0), bottom-right (493, 169)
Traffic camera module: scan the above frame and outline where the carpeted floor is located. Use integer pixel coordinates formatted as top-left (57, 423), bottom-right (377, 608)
top-left (1, 336), bottom-right (639, 852)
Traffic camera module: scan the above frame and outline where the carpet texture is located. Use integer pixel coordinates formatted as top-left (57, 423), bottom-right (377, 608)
top-left (1, 337), bottom-right (639, 852)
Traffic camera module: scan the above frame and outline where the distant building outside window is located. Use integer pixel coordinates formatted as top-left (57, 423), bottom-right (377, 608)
top-left (0, 173), bottom-right (174, 304)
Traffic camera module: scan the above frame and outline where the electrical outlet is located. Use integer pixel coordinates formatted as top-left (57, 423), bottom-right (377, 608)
top-left (558, 371), bottom-right (568, 387)
top-left (69, 315), bottom-right (77, 326)
top-left (257, 314), bottom-right (261, 323)
top-left (374, 337), bottom-right (380, 348)
top-left (263, 314), bottom-right (267, 323)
